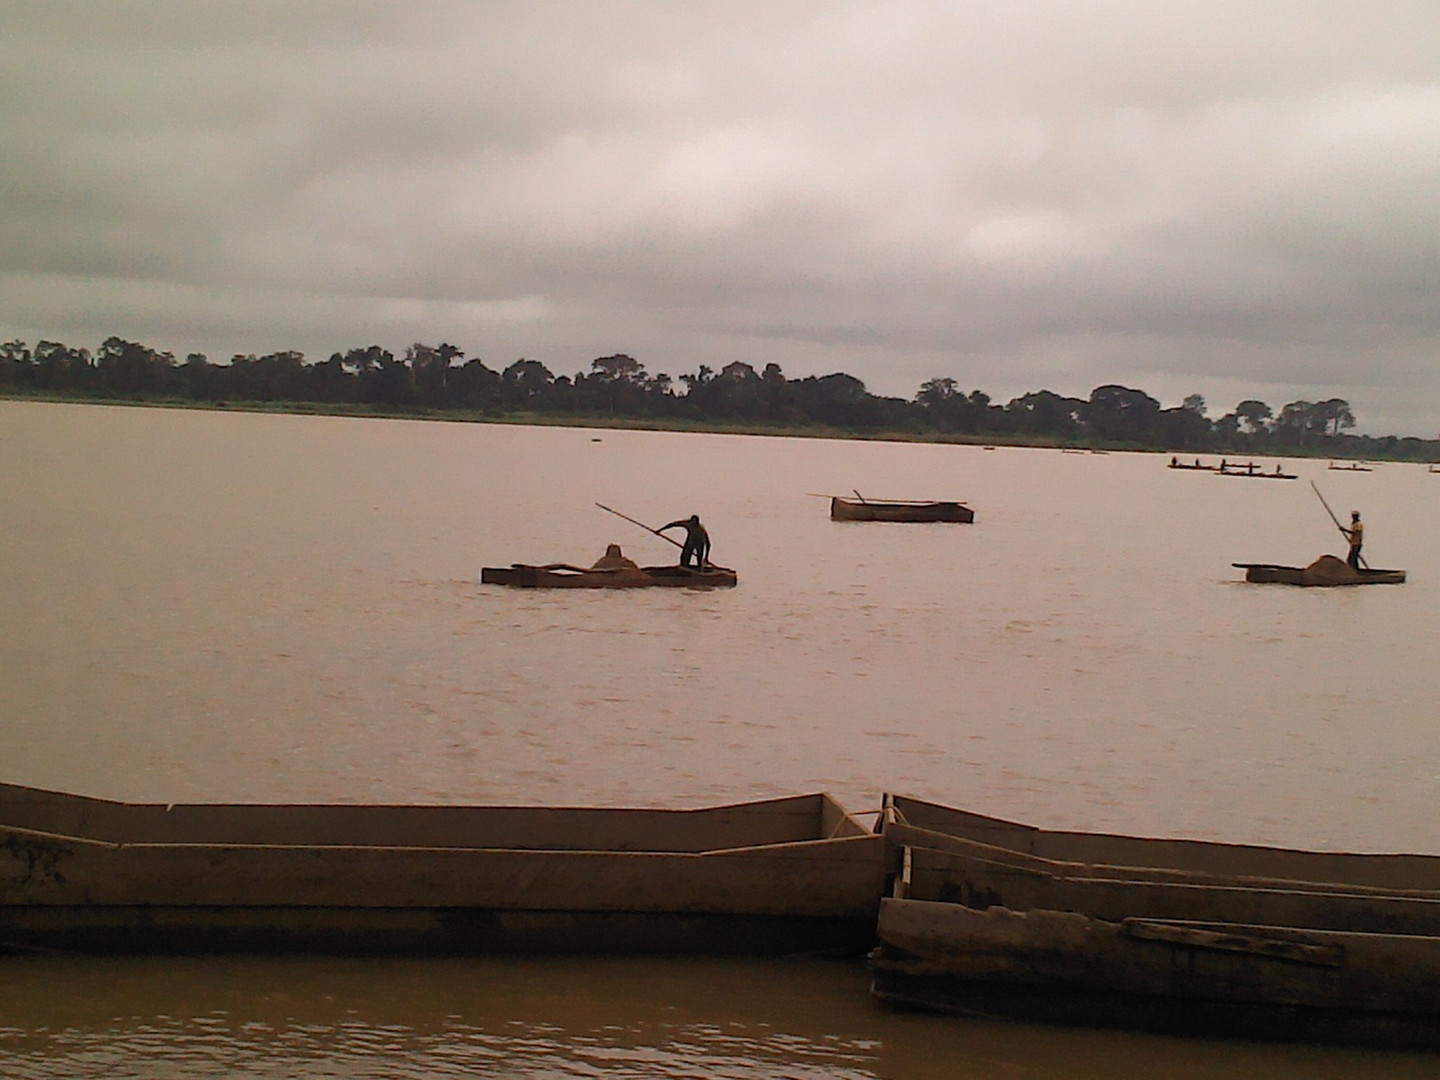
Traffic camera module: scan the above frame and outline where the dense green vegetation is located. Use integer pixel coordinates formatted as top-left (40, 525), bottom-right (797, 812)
top-left (3, 336), bottom-right (1434, 460)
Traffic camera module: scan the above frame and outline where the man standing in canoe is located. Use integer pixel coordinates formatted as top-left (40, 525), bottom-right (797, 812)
top-left (1342, 510), bottom-right (1364, 570)
top-left (659, 514), bottom-right (710, 569)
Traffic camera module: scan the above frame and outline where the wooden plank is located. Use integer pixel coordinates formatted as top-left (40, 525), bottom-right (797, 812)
top-left (903, 846), bottom-right (1440, 935)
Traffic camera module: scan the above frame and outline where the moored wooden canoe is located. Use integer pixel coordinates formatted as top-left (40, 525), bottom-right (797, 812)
top-left (872, 899), bottom-right (1440, 1049)
top-left (0, 783), bottom-right (881, 955)
top-left (878, 793), bottom-right (1440, 891)
top-left (870, 793), bottom-right (1440, 1047)
top-left (829, 497), bottom-right (974, 523)
top-left (481, 563), bottom-right (737, 588)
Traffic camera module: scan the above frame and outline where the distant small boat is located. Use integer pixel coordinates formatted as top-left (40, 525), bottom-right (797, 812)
top-left (1327, 461), bottom-right (1372, 471)
top-left (1218, 463), bottom-right (1296, 480)
top-left (1167, 458), bottom-right (1217, 471)
top-left (482, 563), bottom-right (737, 588)
top-left (1233, 556), bottom-right (1405, 586)
top-left (829, 497), bottom-right (974, 523)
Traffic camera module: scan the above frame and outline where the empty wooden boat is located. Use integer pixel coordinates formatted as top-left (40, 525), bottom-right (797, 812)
top-left (0, 783), bottom-right (882, 955)
top-left (829, 497), bottom-right (974, 523)
top-left (481, 563), bottom-right (737, 588)
top-left (870, 794), bottom-right (1440, 1048)
top-left (1233, 557), bottom-right (1405, 586)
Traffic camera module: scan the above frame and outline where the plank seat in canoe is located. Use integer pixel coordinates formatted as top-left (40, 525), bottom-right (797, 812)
top-left (829, 497), bottom-right (974, 523)
top-left (481, 563), bottom-right (737, 588)
top-left (1233, 556), bottom-right (1405, 586)
top-left (0, 782), bottom-right (881, 955)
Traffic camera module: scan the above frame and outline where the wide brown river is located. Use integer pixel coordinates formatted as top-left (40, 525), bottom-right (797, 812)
top-left (3, 400), bottom-right (1438, 1076)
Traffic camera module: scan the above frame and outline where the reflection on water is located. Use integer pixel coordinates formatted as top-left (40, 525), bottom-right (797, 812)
top-left (2, 955), bottom-right (1435, 1080)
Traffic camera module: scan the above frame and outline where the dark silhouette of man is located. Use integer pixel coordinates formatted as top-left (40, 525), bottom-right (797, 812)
top-left (659, 514), bottom-right (710, 568)
top-left (1342, 511), bottom-right (1364, 570)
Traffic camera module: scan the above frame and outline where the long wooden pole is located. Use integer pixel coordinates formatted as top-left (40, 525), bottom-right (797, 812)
top-left (1310, 481), bottom-right (1368, 568)
top-left (595, 503), bottom-right (682, 548)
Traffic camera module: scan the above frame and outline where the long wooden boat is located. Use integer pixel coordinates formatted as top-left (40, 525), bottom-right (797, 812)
top-left (0, 783), bottom-right (882, 955)
top-left (1327, 462), bottom-right (1373, 471)
top-left (1167, 459), bottom-right (1217, 471)
top-left (1233, 556), bottom-right (1405, 587)
top-left (1217, 464), bottom-right (1296, 480)
top-left (481, 563), bottom-right (737, 588)
top-left (829, 497), bottom-right (974, 523)
top-left (871, 794), bottom-right (1440, 1048)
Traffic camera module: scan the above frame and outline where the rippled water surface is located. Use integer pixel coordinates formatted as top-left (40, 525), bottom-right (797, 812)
top-left (3, 400), bottom-right (1439, 1076)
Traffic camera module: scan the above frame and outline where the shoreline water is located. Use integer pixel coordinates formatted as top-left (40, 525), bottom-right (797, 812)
top-left (0, 391), bottom-right (1417, 462)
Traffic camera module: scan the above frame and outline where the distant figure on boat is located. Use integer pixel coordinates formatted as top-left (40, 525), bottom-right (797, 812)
top-left (1343, 511), bottom-right (1364, 570)
top-left (659, 514), bottom-right (711, 568)
top-left (591, 543), bottom-right (640, 572)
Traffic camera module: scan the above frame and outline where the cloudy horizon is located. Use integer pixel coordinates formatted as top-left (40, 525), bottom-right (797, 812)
top-left (4, 2), bottom-right (1439, 435)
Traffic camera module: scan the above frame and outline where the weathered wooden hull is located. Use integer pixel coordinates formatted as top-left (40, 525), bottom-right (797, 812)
top-left (0, 784), bottom-right (882, 955)
top-left (481, 564), bottom-right (737, 588)
top-left (879, 793), bottom-right (1440, 892)
top-left (872, 900), bottom-right (1440, 1049)
top-left (871, 794), bottom-right (1440, 1047)
top-left (1234, 563), bottom-right (1405, 587)
top-left (829, 498), bottom-right (974, 523)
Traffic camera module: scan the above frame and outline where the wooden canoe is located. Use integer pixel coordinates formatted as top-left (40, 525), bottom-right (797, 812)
top-left (1217, 465), bottom-right (1296, 479)
top-left (0, 783), bottom-right (882, 955)
top-left (877, 793), bottom-right (1440, 892)
top-left (873, 899), bottom-right (1440, 1049)
top-left (829, 497), bottom-right (974, 523)
top-left (1233, 556), bottom-right (1405, 587)
top-left (481, 563), bottom-right (737, 588)
top-left (870, 793), bottom-right (1440, 1048)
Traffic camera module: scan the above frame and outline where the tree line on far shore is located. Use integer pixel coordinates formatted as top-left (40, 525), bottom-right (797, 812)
top-left (3, 336), bottom-right (1434, 460)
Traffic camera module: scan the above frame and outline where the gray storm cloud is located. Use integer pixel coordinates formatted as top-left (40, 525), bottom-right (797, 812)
top-left (2, 1), bottom-right (1438, 433)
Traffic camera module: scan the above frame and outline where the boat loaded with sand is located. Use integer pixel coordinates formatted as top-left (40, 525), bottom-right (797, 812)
top-left (0, 782), bottom-right (882, 955)
top-left (869, 794), bottom-right (1440, 1050)
top-left (829, 497), bottom-right (974, 523)
top-left (481, 562), bottom-right (737, 588)
top-left (1232, 555), bottom-right (1405, 586)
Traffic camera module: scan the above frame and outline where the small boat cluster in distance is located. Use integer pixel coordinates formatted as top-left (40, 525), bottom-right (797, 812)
top-left (827, 495), bottom-right (974, 523)
top-left (1167, 457), bottom-right (1295, 479)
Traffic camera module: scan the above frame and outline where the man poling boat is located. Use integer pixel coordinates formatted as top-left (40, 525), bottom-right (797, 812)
top-left (1310, 481), bottom-right (1368, 569)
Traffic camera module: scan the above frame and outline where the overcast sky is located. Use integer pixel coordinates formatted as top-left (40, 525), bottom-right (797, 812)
top-left (4, 2), bottom-right (1439, 434)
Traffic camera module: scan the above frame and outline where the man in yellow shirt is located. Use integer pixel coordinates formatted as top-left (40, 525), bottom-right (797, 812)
top-left (1342, 511), bottom-right (1364, 570)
